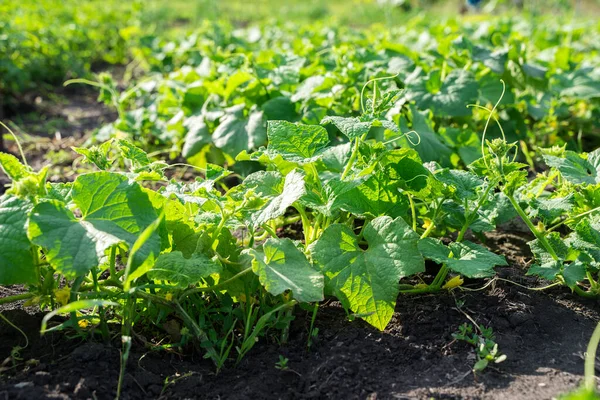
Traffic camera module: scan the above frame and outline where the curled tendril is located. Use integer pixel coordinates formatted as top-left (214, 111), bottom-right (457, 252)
top-left (403, 174), bottom-right (429, 184)
top-left (382, 130), bottom-right (421, 147)
top-left (0, 121), bottom-right (28, 168)
top-left (466, 79), bottom-right (507, 169)
top-left (360, 72), bottom-right (401, 115)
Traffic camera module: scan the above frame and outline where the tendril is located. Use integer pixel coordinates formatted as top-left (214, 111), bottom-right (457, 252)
top-left (382, 130), bottom-right (421, 146)
top-left (360, 72), bottom-right (400, 115)
top-left (466, 79), bottom-right (506, 170)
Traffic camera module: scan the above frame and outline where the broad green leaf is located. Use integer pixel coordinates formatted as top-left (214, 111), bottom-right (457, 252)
top-left (568, 216), bottom-right (600, 265)
top-left (407, 69), bottom-right (478, 117)
top-left (436, 169), bottom-right (483, 201)
top-left (527, 262), bottom-right (561, 281)
top-left (249, 170), bottom-right (306, 228)
top-left (319, 143), bottom-right (351, 173)
top-left (261, 96), bottom-right (297, 121)
top-left (148, 251), bottom-right (222, 287)
top-left (0, 195), bottom-right (36, 284)
top-left (419, 238), bottom-right (507, 278)
top-left (28, 172), bottom-right (160, 277)
top-left (213, 108), bottom-right (266, 157)
top-left (543, 150), bottom-right (600, 185)
top-left (181, 115), bottom-right (210, 158)
top-left (448, 241), bottom-right (507, 278)
top-left (529, 194), bottom-right (574, 223)
top-left (334, 170), bottom-right (409, 218)
top-left (248, 238), bottom-right (323, 303)
top-left (554, 69), bottom-right (600, 100)
top-left (563, 260), bottom-right (586, 288)
top-left (266, 121), bottom-right (329, 162)
top-left (310, 216), bottom-right (424, 330)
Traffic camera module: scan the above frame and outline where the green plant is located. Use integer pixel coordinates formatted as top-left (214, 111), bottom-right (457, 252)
top-left (275, 355), bottom-right (289, 370)
top-left (452, 323), bottom-right (507, 373)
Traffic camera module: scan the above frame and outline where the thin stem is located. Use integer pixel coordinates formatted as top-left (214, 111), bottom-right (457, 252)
top-left (178, 267), bottom-right (253, 301)
top-left (294, 204), bottom-right (311, 244)
top-left (0, 313), bottom-right (29, 348)
top-left (457, 182), bottom-right (495, 242)
top-left (341, 134), bottom-right (365, 180)
top-left (408, 194), bottom-right (417, 231)
top-left (109, 246), bottom-right (118, 278)
top-left (584, 322), bottom-right (600, 392)
top-left (548, 205), bottom-right (600, 233)
top-left (261, 223), bottom-right (278, 238)
top-left (91, 267), bottom-right (110, 341)
top-left (174, 300), bottom-right (219, 365)
top-left (0, 292), bottom-right (35, 306)
top-left (507, 194), bottom-right (558, 260)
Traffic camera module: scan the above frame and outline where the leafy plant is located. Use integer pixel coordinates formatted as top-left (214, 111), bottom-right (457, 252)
top-left (452, 322), bottom-right (507, 373)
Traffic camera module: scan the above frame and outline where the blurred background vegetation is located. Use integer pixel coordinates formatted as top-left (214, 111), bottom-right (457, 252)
top-left (1, 0), bottom-right (598, 102)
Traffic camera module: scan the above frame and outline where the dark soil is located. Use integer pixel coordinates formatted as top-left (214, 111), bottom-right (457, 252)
top-left (0, 232), bottom-right (599, 400)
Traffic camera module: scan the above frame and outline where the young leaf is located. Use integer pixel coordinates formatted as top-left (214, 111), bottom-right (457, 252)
top-left (333, 170), bottom-right (409, 218)
top-left (247, 238), bottom-right (324, 303)
top-left (310, 216), bottom-right (424, 330)
top-left (0, 153), bottom-right (30, 181)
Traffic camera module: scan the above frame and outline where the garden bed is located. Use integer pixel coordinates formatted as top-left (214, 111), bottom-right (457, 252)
top-left (1, 231), bottom-right (597, 400)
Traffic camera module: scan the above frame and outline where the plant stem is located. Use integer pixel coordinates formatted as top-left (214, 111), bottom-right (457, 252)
top-left (573, 285), bottom-right (597, 299)
top-left (506, 194), bottom-right (558, 260)
top-left (341, 133), bottom-right (367, 180)
top-left (261, 223), bottom-right (278, 238)
top-left (178, 267), bottom-right (253, 301)
top-left (174, 300), bottom-right (220, 365)
top-left (0, 292), bottom-right (35, 305)
top-left (109, 246), bottom-right (118, 278)
top-left (91, 267), bottom-right (110, 341)
top-left (408, 194), bottom-right (417, 231)
top-left (585, 322), bottom-right (600, 393)
top-left (294, 204), bottom-right (311, 245)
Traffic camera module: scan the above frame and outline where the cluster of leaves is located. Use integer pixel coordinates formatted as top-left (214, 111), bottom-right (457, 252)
top-left (481, 142), bottom-right (600, 297)
top-left (0, 0), bottom-right (142, 100)
top-left (89, 17), bottom-right (600, 167)
top-left (0, 92), bottom-right (517, 374)
top-left (452, 322), bottom-right (507, 372)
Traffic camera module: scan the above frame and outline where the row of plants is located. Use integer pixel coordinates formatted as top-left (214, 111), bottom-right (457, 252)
top-left (1, 81), bottom-right (600, 395)
top-left (85, 17), bottom-right (600, 170)
top-left (0, 0), bottom-right (143, 103)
